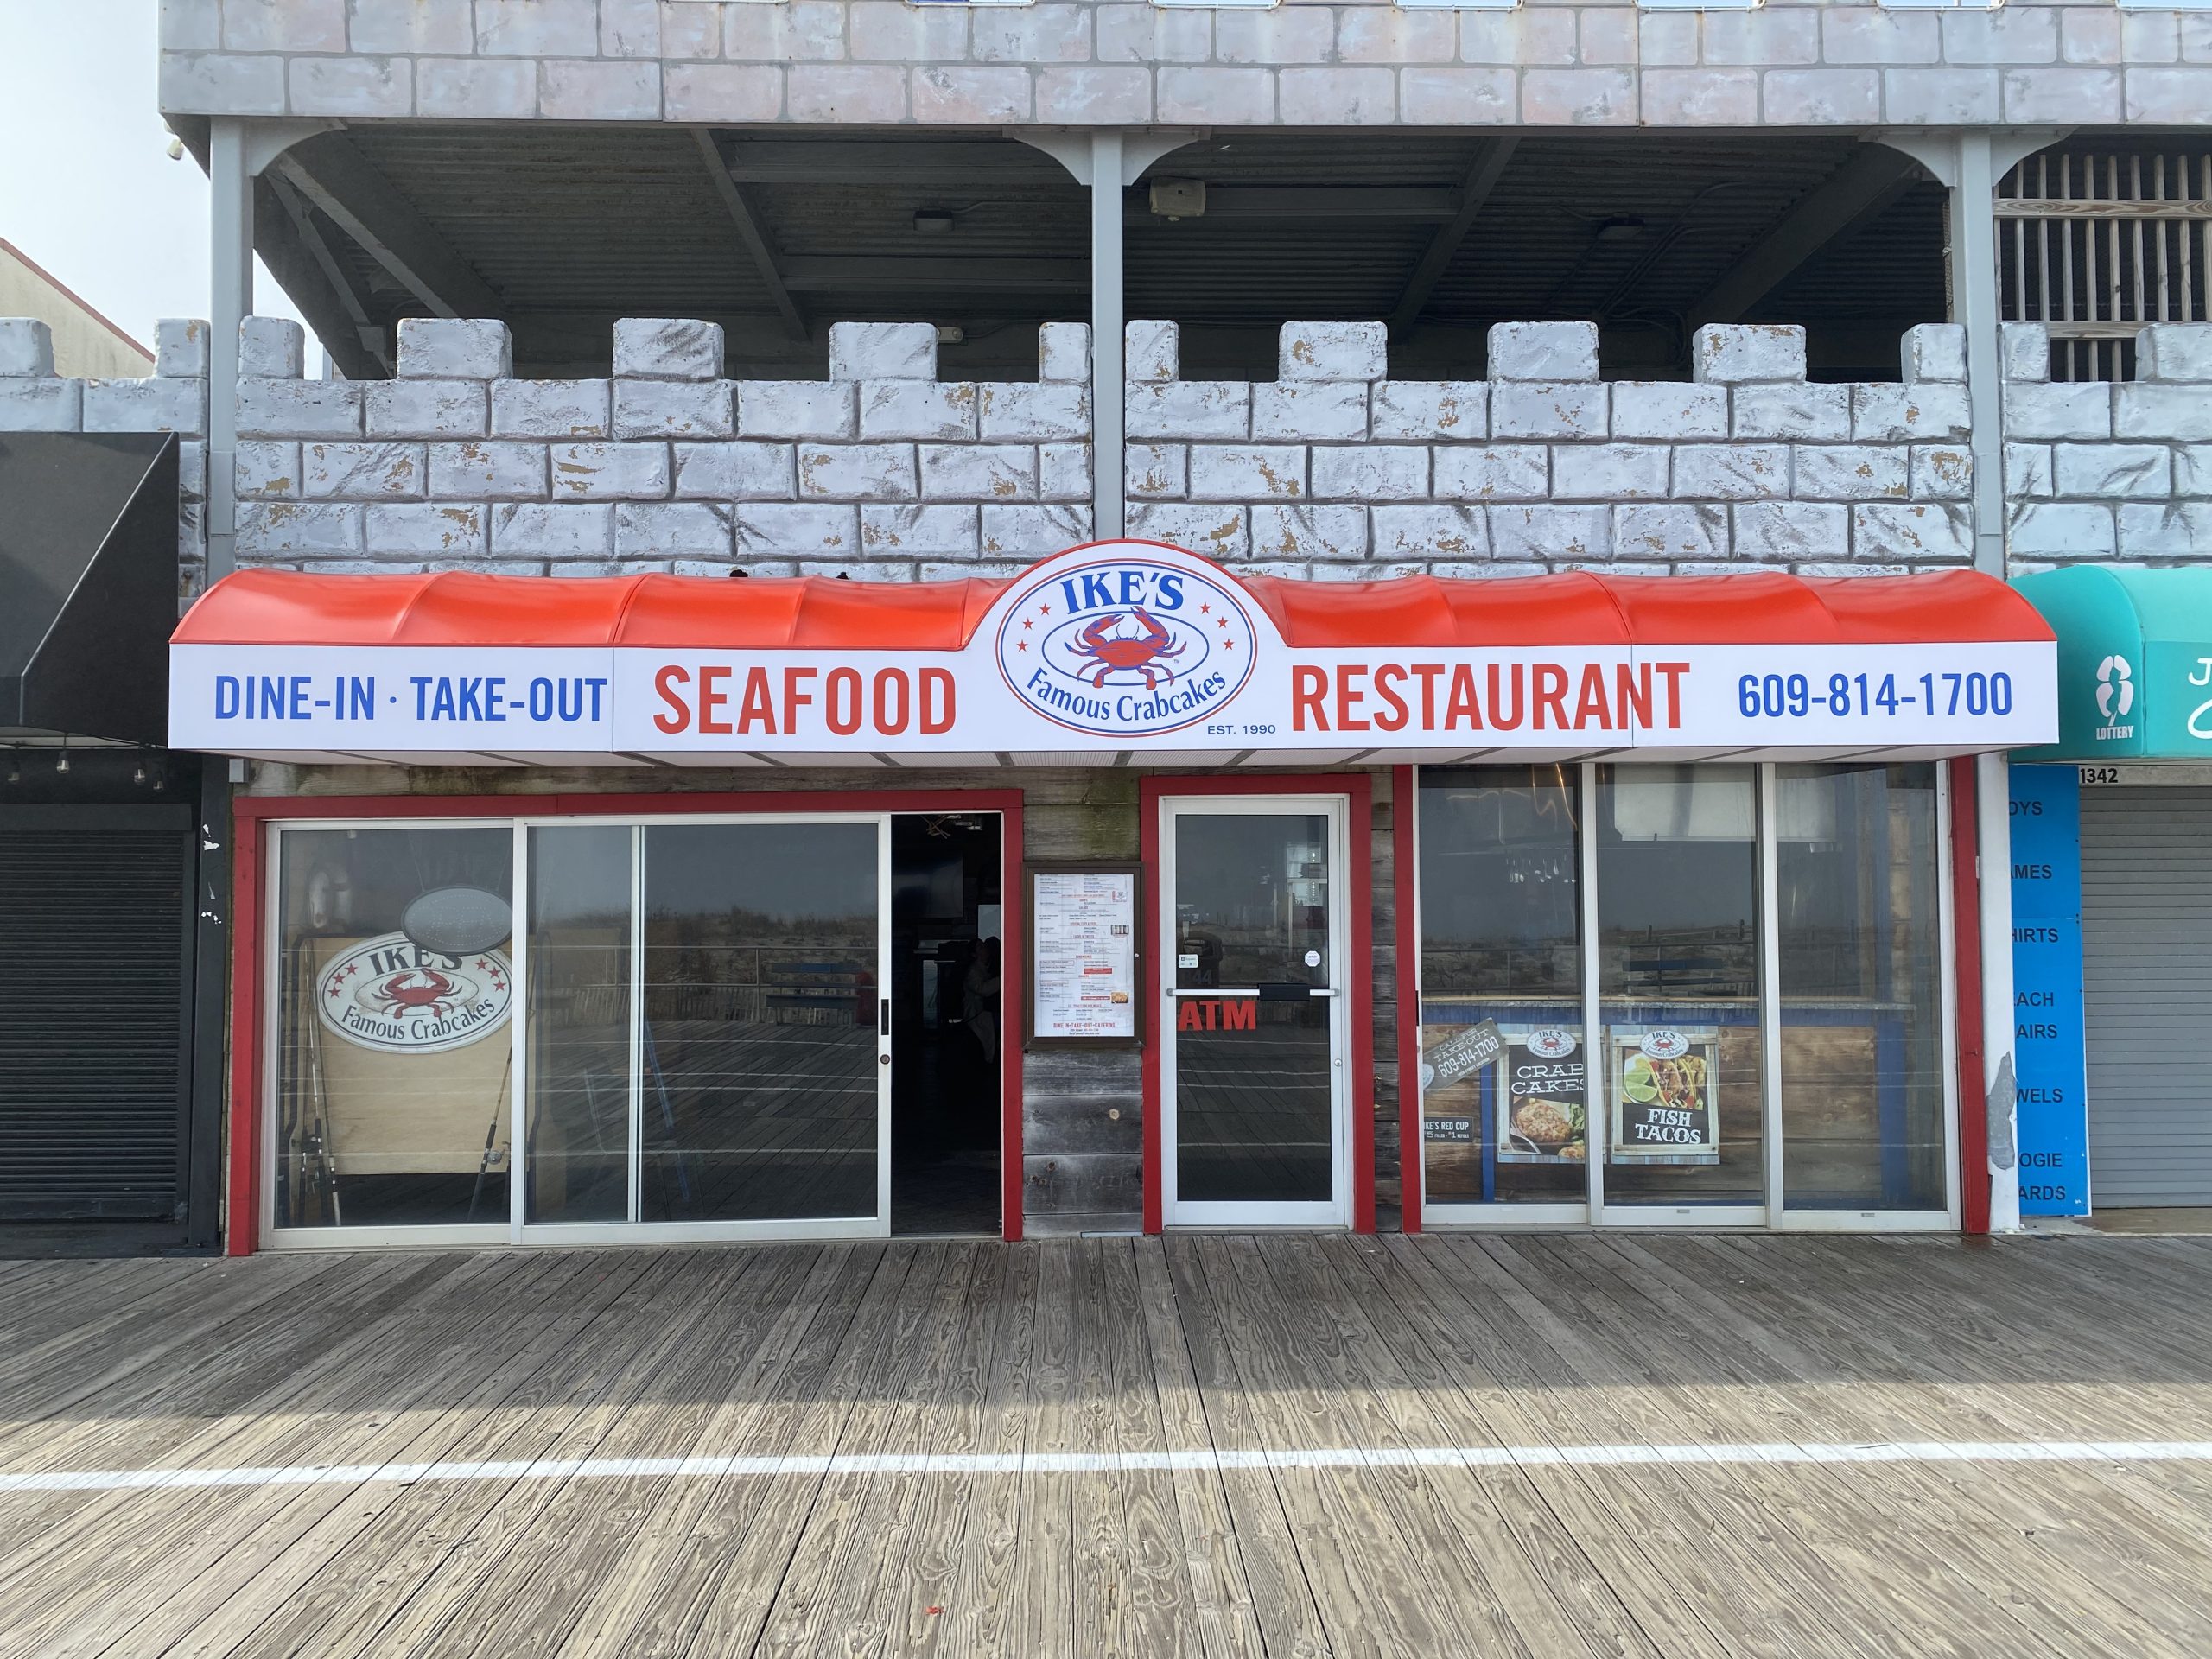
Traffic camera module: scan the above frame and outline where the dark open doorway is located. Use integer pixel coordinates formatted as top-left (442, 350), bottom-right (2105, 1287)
top-left (890, 812), bottom-right (1003, 1236)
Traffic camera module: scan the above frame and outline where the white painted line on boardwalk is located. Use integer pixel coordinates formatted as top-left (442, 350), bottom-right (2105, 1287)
top-left (5, 1440), bottom-right (2212, 1495)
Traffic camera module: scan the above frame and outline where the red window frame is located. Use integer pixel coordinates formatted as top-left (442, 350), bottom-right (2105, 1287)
top-left (1138, 772), bottom-right (1376, 1236)
top-left (224, 787), bottom-right (1026, 1255)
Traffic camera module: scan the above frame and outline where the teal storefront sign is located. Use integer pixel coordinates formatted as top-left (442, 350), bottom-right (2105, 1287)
top-left (2014, 566), bottom-right (2212, 761)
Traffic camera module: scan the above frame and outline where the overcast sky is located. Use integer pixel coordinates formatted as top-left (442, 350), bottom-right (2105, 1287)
top-left (0, 0), bottom-right (315, 359)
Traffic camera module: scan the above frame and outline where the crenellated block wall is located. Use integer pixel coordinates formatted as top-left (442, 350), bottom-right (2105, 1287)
top-left (226, 315), bottom-right (1095, 581)
top-left (10, 309), bottom-right (2212, 596)
top-left (1125, 317), bottom-right (1977, 574)
top-left (1999, 320), bottom-right (2212, 567)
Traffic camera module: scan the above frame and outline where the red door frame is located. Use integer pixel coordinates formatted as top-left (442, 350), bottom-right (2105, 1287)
top-left (223, 787), bottom-right (1026, 1255)
top-left (1394, 766), bottom-right (1421, 1233)
top-left (1139, 772), bottom-right (1376, 1236)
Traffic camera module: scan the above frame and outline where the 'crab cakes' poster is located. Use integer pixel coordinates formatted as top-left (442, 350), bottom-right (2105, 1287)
top-left (1494, 1028), bottom-right (1587, 1166)
top-left (1608, 1027), bottom-right (1721, 1164)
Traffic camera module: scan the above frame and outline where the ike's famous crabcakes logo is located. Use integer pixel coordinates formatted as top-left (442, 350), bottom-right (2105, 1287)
top-left (995, 555), bottom-right (1257, 738)
top-left (317, 931), bottom-right (512, 1055)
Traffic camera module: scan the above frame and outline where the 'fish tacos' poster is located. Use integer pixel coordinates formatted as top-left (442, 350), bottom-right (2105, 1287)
top-left (1607, 1027), bottom-right (1721, 1165)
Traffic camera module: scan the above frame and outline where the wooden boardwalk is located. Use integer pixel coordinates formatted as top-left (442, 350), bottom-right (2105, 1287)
top-left (3, 1232), bottom-right (2212, 1656)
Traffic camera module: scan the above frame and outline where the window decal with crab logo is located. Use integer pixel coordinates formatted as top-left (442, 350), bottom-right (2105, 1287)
top-left (315, 931), bottom-right (513, 1056)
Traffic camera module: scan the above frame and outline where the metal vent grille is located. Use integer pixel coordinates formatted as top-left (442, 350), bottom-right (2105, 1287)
top-left (1999, 147), bottom-right (2212, 383)
top-left (0, 814), bottom-right (193, 1221)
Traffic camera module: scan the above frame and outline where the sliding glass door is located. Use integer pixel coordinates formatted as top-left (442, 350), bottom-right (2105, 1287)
top-left (519, 816), bottom-right (891, 1243)
top-left (264, 812), bottom-right (892, 1249)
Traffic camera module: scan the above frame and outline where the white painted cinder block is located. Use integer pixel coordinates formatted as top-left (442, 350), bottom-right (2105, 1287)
top-left (1486, 321), bottom-right (1599, 383)
top-left (550, 442), bottom-right (674, 500)
top-left (1371, 505), bottom-right (1489, 561)
top-left (1251, 505), bottom-right (1370, 561)
top-left (921, 444), bottom-right (1038, 503)
top-left (367, 380), bottom-right (490, 440)
top-left (302, 441), bottom-right (428, 500)
top-left (1251, 383), bottom-right (1370, 442)
top-left (0, 319), bottom-right (56, 378)
top-left (1551, 443), bottom-right (1669, 501)
top-left (1901, 324), bottom-right (1968, 385)
top-left (672, 442), bottom-right (794, 501)
top-left (738, 382), bottom-right (857, 442)
top-left (1491, 382), bottom-right (1608, 441)
top-left (1127, 382), bottom-right (1251, 442)
top-left (397, 318), bottom-right (512, 381)
top-left (861, 505), bottom-right (980, 557)
top-left (981, 505), bottom-right (1091, 556)
top-left (829, 322), bottom-right (938, 383)
top-left (0, 377), bottom-right (80, 430)
top-left (1999, 322), bottom-right (2052, 384)
top-left (493, 379), bottom-right (612, 440)
top-left (1732, 384), bottom-right (1851, 442)
top-left (613, 318), bottom-right (723, 382)
top-left (1432, 444), bottom-right (1548, 503)
top-left (1853, 503), bottom-right (1974, 563)
top-left (861, 380), bottom-right (978, 442)
top-left (2136, 325), bottom-right (2212, 384)
top-left (1370, 382), bottom-right (1486, 442)
top-left (1793, 445), bottom-right (1909, 502)
top-left (1691, 324), bottom-right (1807, 385)
top-left (1038, 322), bottom-right (1090, 384)
top-left (1280, 321), bottom-right (1388, 384)
top-left (238, 378), bottom-right (363, 439)
top-left (83, 377), bottom-right (208, 436)
top-left (1124, 320), bottom-right (1179, 385)
top-left (241, 317), bottom-right (307, 379)
top-left (798, 442), bottom-right (919, 502)
top-left (156, 319), bottom-right (211, 380)
top-left (1611, 381), bottom-right (1726, 442)
top-left (613, 380), bottom-right (736, 441)
top-left (1311, 445), bottom-right (1427, 502)
top-left (980, 382), bottom-right (1090, 442)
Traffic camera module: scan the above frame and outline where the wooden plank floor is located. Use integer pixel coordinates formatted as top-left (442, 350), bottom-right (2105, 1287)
top-left (3, 1234), bottom-right (2212, 1657)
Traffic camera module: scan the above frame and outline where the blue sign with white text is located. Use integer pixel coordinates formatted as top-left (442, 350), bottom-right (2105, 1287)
top-left (2008, 765), bottom-right (2088, 1215)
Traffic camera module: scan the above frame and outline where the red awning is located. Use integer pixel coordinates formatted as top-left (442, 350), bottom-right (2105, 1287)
top-left (175, 563), bottom-right (2052, 652)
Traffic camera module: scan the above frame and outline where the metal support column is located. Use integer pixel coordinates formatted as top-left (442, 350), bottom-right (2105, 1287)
top-left (1091, 130), bottom-right (1126, 541)
top-left (207, 118), bottom-right (253, 585)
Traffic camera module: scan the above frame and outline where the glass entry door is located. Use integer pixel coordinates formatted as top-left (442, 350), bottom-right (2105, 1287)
top-left (520, 815), bottom-right (891, 1242)
top-left (1160, 797), bottom-right (1349, 1228)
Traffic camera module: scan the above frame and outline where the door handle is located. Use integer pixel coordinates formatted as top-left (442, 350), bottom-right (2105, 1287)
top-left (880, 997), bottom-right (890, 1038)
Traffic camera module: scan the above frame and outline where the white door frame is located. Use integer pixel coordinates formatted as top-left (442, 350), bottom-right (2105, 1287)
top-left (1160, 793), bottom-right (1351, 1230)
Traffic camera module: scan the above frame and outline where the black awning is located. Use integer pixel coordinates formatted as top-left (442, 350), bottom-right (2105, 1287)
top-left (0, 431), bottom-right (179, 745)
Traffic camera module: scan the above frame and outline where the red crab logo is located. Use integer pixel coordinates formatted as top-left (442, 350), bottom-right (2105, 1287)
top-left (1067, 607), bottom-right (1188, 690)
top-left (369, 968), bottom-right (461, 1020)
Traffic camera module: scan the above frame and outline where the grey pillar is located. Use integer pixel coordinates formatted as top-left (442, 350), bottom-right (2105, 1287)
top-left (207, 118), bottom-right (253, 584)
top-left (1091, 130), bottom-right (1126, 541)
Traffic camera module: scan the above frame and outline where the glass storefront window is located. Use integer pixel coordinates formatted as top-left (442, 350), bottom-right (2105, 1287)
top-left (272, 825), bottom-right (514, 1230)
top-left (1777, 764), bottom-right (1948, 1212)
top-left (1596, 765), bottom-right (1765, 1208)
top-left (1416, 767), bottom-right (1586, 1206)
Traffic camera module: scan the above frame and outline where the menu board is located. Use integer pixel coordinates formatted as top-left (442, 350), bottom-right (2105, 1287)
top-left (1029, 867), bottom-right (1138, 1044)
top-left (1607, 1027), bottom-right (1721, 1164)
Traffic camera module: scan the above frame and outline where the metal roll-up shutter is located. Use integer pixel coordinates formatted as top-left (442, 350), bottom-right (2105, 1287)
top-left (0, 805), bottom-right (194, 1221)
top-left (2080, 786), bottom-right (2212, 1208)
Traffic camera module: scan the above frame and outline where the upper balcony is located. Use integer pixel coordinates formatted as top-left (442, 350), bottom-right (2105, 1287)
top-left (160, 0), bottom-right (2212, 130)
